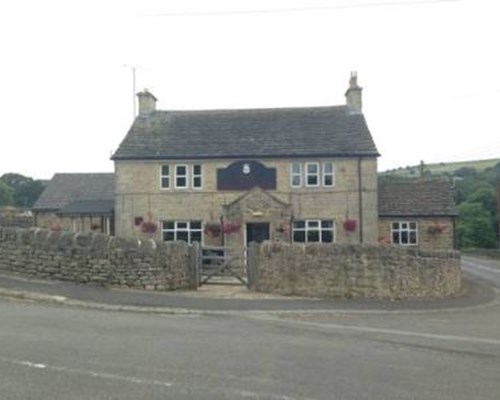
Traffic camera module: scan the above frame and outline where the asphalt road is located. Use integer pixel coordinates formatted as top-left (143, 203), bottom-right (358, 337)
top-left (0, 257), bottom-right (499, 400)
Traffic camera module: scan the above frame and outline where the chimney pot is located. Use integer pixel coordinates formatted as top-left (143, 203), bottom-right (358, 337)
top-left (345, 71), bottom-right (363, 114)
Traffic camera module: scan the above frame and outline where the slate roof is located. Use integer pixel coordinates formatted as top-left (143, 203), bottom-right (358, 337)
top-left (112, 106), bottom-right (379, 160)
top-left (378, 179), bottom-right (457, 217)
top-left (33, 173), bottom-right (115, 212)
top-left (57, 199), bottom-right (114, 217)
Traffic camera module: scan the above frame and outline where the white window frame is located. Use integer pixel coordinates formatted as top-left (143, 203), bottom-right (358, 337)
top-left (292, 219), bottom-right (335, 243)
top-left (305, 162), bottom-right (320, 187)
top-left (192, 164), bottom-right (202, 190)
top-left (161, 220), bottom-right (203, 244)
top-left (391, 221), bottom-right (418, 246)
top-left (160, 165), bottom-right (170, 190)
top-left (175, 164), bottom-right (188, 189)
top-left (323, 162), bottom-right (335, 187)
top-left (290, 162), bottom-right (302, 188)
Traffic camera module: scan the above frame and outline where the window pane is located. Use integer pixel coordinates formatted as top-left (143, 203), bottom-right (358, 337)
top-left (161, 177), bottom-right (169, 188)
top-left (191, 231), bottom-right (202, 243)
top-left (323, 162), bottom-right (333, 173)
top-left (177, 222), bottom-right (188, 229)
top-left (291, 163), bottom-right (300, 173)
top-left (324, 175), bottom-right (333, 186)
top-left (410, 222), bottom-right (417, 230)
top-left (293, 221), bottom-right (305, 229)
top-left (163, 221), bottom-right (174, 230)
top-left (176, 177), bottom-right (186, 187)
top-left (193, 165), bottom-right (201, 175)
top-left (401, 222), bottom-right (408, 229)
top-left (307, 230), bottom-right (320, 242)
top-left (176, 165), bottom-right (186, 175)
top-left (293, 231), bottom-right (306, 242)
top-left (392, 232), bottom-right (400, 244)
top-left (161, 165), bottom-right (169, 175)
top-left (177, 231), bottom-right (188, 242)
top-left (193, 177), bottom-right (201, 188)
top-left (392, 222), bottom-right (399, 230)
top-left (307, 220), bottom-right (319, 228)
top-left (410, 231), bottom-right (417, 244)
top-left (292, 175), bottom-right (301, 187)
top-left (191, 221), bottom-right (201, 230)
top-left (321, 230), bottom-right (333, 243)
top-left (307, 164), bottom-right (318, 173)
top-left (163, 232), bottom-right (174, 241)
top-left (321, 220), bottom-right (333, 228)
top-left (401, 231), bottom-right (408, 244)
top-left (307, 175), bottom-right (318, 186)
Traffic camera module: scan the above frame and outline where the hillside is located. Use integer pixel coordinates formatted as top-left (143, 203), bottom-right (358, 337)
top-left (381, 158), bottom-right (500, 178)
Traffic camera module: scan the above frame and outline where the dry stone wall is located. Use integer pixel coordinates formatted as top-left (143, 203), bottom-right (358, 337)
top-left (0, 227), bottom-right (196, 290)
top-left (251, 242), bottom-right (461, 299)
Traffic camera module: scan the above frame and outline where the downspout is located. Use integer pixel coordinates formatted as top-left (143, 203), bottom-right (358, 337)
top-left (358, 157), bottom-right (364, 244)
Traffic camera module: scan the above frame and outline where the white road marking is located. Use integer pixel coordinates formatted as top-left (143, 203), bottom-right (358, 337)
top-left (0, 356), bottom-right (173, 388)
top-left (279, 320), bottom-right (500, 346)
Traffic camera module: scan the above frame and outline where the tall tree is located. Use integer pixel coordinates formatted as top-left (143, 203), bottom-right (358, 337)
top-left (0, 180), bottom-right (13, 206)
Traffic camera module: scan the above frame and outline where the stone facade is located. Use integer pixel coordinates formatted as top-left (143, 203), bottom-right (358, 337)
top-left (114, 157), bottom-right (379, 246)
top-left (0, 227), bottom-right (196, 290)
top-left (251, 242), bottom-right (461, 299)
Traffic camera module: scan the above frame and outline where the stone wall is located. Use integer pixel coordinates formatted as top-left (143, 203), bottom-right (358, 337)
top-left (0, 227), bottom-right (197, 290)
top-left (250, 242), bottom-right (461, 299)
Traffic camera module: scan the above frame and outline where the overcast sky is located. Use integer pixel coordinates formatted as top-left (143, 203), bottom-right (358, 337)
top-left (1, 0), bottom-right (499, 180)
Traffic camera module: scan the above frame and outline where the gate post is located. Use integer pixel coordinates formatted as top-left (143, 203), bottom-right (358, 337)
top-left (189, 242), bottom-right (201, 289)
top-left (246, 242), bottom-right (258, 290)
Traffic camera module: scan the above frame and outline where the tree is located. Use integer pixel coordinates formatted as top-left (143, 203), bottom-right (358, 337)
top-left (0, 173), bottom-right (44, 208)
top-left (0, 181), bottom-right (13, 206)
top-left (457, 202), bottom-right (497, 249)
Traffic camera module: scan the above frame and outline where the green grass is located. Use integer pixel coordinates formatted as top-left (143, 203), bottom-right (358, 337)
top-left (381, 158), bottom-right (500, 177)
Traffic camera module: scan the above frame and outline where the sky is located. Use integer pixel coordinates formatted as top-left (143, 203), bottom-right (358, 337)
top-left (0, 0), bottom-right (499, 180)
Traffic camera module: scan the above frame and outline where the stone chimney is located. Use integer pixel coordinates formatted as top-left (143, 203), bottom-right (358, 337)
top-left (345, 71), bottom-right (363, 114)
top-left (137, 89), bottom-right (157, 116)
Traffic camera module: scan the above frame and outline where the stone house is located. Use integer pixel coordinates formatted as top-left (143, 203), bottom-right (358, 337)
top-left (32, 173), bottom-right (115, 234)
top-left (378, 179), bottom-right (457, 250)
top-left (111, 73), bottom-right (380, 247)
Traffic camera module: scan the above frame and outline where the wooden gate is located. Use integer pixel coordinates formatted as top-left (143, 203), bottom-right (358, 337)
top-left (198, 245), bottom-right (256, 286)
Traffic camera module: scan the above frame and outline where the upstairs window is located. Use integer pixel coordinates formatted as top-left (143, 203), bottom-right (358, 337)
top-left (160, 165), bottom-right (170, 189)
top-left (192, 164), bottom-right (202, 189)
top-left (392, 221), bottom-right (418, 245)
top-left (305, 162), bottom-right (320, 187)
top-left (175, 165), bottom-right (188, 189)
top-left (290, 161), bottom-right (335, 188)
top-left (292, 220), bottom-right (334, 243)
top-left (290, 163), bottom-right (302, 188)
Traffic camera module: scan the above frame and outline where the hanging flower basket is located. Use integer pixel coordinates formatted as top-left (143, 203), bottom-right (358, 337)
top-left (204, 224), bottom-right (222, 237)
top-left (141, 221), bottom-right (158, 235)
top-left (343, 219), bottom-right (357, 232)
top-left (222, 221), bottom-right (241, 234)
top-left (428, 224), bottom-right (446, 235)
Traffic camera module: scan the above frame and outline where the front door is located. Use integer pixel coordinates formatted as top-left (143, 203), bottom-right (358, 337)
top-left (246, 223), bottom-right (270, 244)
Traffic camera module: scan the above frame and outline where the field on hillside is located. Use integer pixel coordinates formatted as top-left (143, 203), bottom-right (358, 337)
top-left (381, 158), bottom-right (500, 177)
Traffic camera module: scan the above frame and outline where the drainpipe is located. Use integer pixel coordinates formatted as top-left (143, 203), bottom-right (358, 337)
top-left (358, 157), bottom-right (364, 244)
